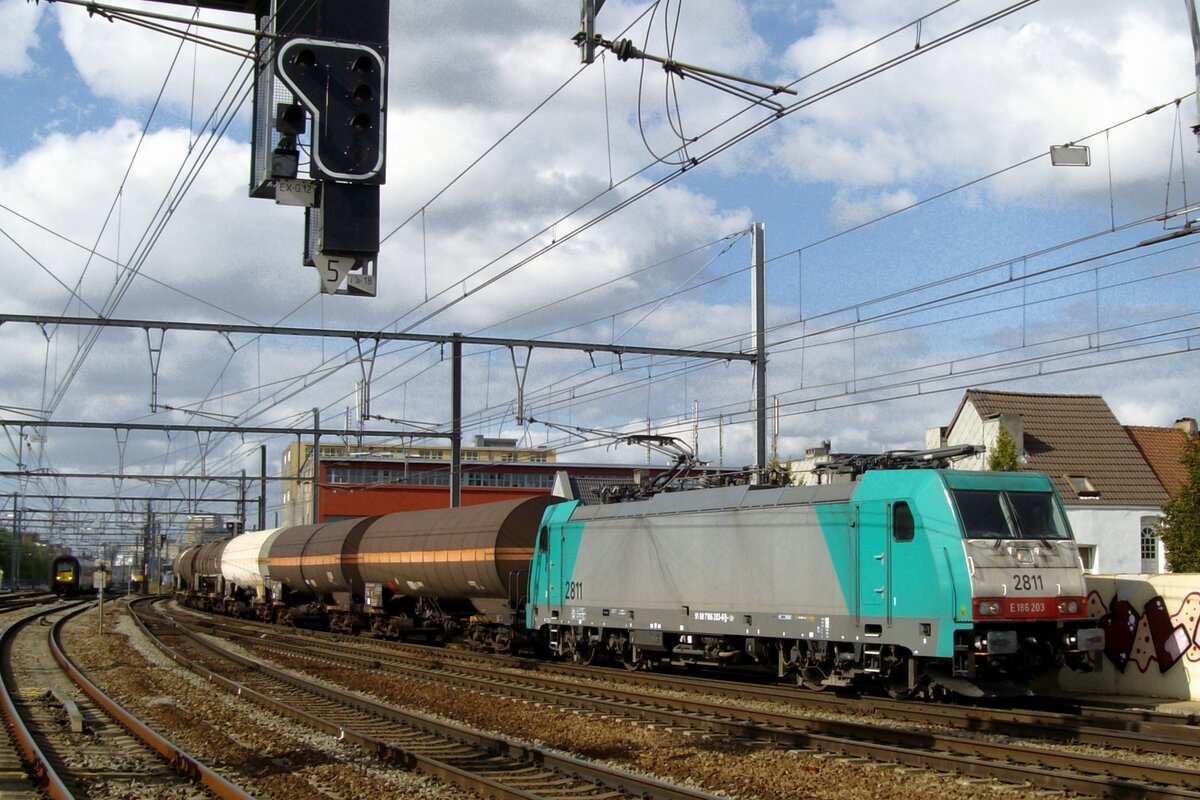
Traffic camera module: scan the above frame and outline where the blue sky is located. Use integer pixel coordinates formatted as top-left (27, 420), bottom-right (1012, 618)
top-left (1, 0), bottom-right (1198, 540)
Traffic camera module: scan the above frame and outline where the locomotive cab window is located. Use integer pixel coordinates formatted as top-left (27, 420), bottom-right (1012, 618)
top-left (892, 501), bottom-right (915, 542)
top-left (952, 489), bottom-right (1070, 540)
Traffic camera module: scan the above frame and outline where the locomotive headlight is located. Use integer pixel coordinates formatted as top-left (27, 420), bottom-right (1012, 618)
top-left (1058, 599), bottom-right (1080, 615)
top-left (977, 600), bottom-right (1001, 616)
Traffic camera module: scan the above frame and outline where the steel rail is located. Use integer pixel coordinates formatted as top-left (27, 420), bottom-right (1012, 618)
top-left (0, 605), bottom-right (83, 800)
top-left (199, 615), bottom-right (1200, 755)
top-left (135, 598), bottom-right (727, 800)
top-left (182, 612), bottom-right (1200, 800)
top-left (47, 603), bottom-right (256, 800)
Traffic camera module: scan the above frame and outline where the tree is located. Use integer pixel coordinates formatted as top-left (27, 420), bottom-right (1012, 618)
top-left (987, 425), bottom-right (1021, 471)
top-left (1161, 434), bottom-right (1200, 573)
top-left (0, 528), bottom-right (53, 588)
top-left (764, 457), bottom-right (795, 487)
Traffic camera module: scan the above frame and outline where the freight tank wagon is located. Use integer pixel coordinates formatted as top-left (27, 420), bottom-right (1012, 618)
top-left (527, 469), bottom-right (1104, 697)
top-left (218, 527), bottom-right (286, 619)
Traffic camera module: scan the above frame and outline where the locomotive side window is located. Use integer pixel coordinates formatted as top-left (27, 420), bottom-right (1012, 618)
top-left (892, 501), bottom-right (915, 542)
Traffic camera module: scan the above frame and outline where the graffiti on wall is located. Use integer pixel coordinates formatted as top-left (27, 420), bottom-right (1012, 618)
top-left (1088, 590), bottom-right (1199, 674)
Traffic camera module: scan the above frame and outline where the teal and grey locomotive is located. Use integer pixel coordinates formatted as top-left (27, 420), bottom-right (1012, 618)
top-left (528, 468), bottom-right (1103, 697)
top-left (174, 465), bottom-right (1103, 698)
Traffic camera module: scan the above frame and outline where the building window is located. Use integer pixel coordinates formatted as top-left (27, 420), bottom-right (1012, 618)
top-left (324, 466), bottom-right (554, 490)
top-left (1077, 545), bottom-right (1096, 572)
top-left (1066, 475), bottom-right (1100, 499)
top-left (1141, 521), bottom-right (1159, 561)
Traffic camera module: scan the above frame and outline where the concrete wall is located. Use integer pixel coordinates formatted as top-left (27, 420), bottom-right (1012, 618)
top-left (1059, 574), bottom-right (1200, 700)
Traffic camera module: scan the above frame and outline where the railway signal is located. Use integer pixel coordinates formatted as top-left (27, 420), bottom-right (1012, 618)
top-left (276, 39), bottom-right (387, 183)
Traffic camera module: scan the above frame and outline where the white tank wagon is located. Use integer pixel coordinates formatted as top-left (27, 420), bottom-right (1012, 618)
top-left (218, 527), bottom-right (286, 619)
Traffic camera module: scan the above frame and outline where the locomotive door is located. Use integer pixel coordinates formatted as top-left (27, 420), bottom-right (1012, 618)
top-left (856, 501), bottom-right (888, 620)
top-left (530, 523), bottom-right (558, 621)
top-left (530, 500), bottom-right (582, 628)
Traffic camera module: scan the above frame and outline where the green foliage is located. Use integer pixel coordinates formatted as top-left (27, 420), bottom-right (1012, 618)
top-left (764, 457), bottom-right (796, 487)
top-left (987, 425), bottom-right (1021, 472)
top-left (0, 528), bottom-right (54, 587)
top-left (1161, 435), bottom-right (1200, 573)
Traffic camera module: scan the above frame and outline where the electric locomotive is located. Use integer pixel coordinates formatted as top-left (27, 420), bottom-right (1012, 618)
top-left (528, 466), bottom-right (1104, 697)
top-left (50, 555), bottom-right (95, 596)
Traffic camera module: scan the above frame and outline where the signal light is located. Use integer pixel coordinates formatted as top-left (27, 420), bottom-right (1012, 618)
top-left (276, 38), bottom-right (387, 183)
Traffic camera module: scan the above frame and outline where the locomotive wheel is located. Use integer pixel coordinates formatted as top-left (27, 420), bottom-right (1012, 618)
top-left (885, 650), bottom-right (919, 699)
top-left (799, 668), bottom-right (829, 691)
top-left (621, 643), bottom-right (644, 671)
top-left (565, 627), bottom-right (595, 665)
top-left (886, 672), bottom-right (917, 699)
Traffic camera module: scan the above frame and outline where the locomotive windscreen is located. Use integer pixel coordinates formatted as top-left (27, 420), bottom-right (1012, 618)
top-left (951, 490), bottom-right (1071, 540)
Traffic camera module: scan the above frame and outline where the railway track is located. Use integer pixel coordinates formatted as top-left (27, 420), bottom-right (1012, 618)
top-left (134, 597), bottom-right (729, 800)
top-left (0, 600), bottom-right (252, 799)
top-left (180, 608), bottom-right (1200, 754)
top-left (0, 592), bottom-right (63, 614)
top-left (169, 604), bottom-right (1200, 800)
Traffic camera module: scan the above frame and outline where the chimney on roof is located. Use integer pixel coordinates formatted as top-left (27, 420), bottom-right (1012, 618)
top-left (805, 439), bottom-right (831, 458)
top-left (925, 426), bottom-right (948, 449)
top-left (1175, 417), bottom-right (1198, 438)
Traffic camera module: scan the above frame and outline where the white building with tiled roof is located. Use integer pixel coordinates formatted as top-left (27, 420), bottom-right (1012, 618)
top-left (929, 389), bottom-right (1173, 574)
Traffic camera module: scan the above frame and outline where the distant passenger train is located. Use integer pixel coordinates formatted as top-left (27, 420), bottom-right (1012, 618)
top-left (174, 462), bottom-right (1105, 698)
top-left (50, 555), bottom-right (95, 596)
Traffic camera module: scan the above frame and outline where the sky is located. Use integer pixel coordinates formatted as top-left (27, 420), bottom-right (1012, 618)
top-left (1, 0), bottom-right (1198, 548)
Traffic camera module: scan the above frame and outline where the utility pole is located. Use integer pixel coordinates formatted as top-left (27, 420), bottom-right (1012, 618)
top-left (450, 336), bottom-right (462, 508)
top-left (259, 444), bottom-right (267, 531)
top-left (311, 408), bottom-right (321, 524)
top-left (576, 0), bottom-right (606, 63)
top-left (238, 469), bottom-right (247, 534)
top-left (1188, 0), bottom-right (1200, 151)
top-left (751, 222), bottom-right (767, 481)
top-left (141, 501), bottom-right (154, 595)
top-left (9, 493), bottom-right (18, 591)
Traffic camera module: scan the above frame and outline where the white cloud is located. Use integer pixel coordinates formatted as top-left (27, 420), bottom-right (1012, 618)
top-left (54, 1), bottom-right (249, 121)
top-left (766, 1), bottom-right (1193, 212)
top-left (0, 0), bottom-right (1197, 497)
top-left (0, 0), bottom-right (40, 77)
top-left (829, 187), bottom-right (917, 228)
